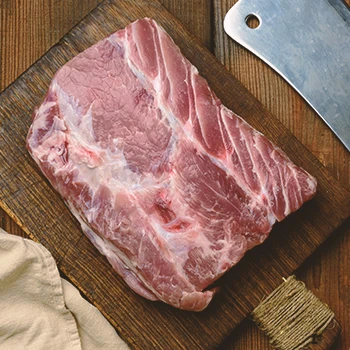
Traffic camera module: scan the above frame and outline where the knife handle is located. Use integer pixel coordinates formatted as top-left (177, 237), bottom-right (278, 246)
top-left (251, 276), bottom-right (341, 350)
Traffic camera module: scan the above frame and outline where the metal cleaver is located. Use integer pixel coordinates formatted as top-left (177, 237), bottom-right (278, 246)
top-left (224, 0), bottom-right (350, 151)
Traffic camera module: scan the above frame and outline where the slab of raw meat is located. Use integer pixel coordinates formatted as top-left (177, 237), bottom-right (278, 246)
top-left (27, 18), bottom-right (317, 311)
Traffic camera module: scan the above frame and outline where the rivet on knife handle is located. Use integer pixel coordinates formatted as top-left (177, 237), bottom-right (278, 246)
top-left (224, 0), bottom-right (350, 151)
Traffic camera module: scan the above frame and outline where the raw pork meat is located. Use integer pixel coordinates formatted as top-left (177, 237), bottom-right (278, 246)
top-left (27, 18), bottom-right (317, 311)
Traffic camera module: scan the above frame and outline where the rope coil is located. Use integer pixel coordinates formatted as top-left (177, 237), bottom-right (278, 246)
top-left (252, 276), bottom-right (334, 350)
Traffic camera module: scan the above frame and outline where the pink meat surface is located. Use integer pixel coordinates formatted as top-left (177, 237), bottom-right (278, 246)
top-left (27, 18), bottom-right (317, 311)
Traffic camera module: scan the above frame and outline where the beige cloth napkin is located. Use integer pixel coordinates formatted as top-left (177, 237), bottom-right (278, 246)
top-left (0, 228), bottom-right (129, 350)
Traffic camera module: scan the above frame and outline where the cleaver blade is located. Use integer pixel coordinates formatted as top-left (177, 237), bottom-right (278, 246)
top-left (224, 0), bottom-right (350, 151)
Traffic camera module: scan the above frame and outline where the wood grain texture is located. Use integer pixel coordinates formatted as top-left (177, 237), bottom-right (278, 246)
top-left (0, 0), bottom-right (349, 349)
top-left (213, 0), bottom-right (350, 186)
top-left (0, 1), bottom-right (349, 349)
top-left (0, 208), bottom-right (26, 238)
top-left (306, 319), bottom-right (342, 350)
top-left (160, 0), bottom-right (213, 51)
top-left (0, 0), bottom-right (102, 91)
top-left (214, 1), bottom-right (350, 349)
top-left (220, 315), bottom-right (342, 350)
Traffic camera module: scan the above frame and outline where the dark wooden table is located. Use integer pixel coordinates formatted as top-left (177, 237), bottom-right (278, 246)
top-left (1, 1), bottom-right (349, 349)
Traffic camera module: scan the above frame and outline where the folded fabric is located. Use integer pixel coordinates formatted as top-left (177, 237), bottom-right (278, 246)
top-left (0, 228), bottom-right (129, 350)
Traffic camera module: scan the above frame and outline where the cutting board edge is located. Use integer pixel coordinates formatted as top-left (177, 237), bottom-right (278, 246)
top-left (1, 0), bottom-right (349, 348)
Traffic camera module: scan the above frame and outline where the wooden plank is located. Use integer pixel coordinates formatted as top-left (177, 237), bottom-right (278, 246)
top-left (0, 208), bottom-right (26, 238)
top-left (160, 0), bottom-right (213, 51)
top-left (0, 0), bottom-right (103, 92)
top-left (213, 0), bottom-right (350, 186)
top-left (0, 0), bottom-right (349, 349)
top-left (214, 1), bottom-right (350, 349)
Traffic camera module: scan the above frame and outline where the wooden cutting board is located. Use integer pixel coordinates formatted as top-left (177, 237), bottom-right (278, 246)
top-left (0, 0), bottom-right (349, 348)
